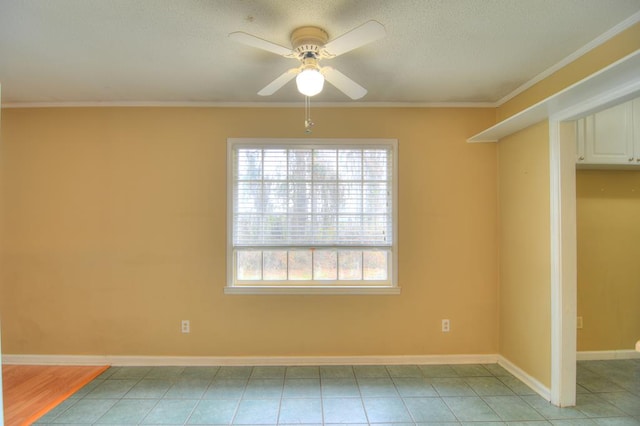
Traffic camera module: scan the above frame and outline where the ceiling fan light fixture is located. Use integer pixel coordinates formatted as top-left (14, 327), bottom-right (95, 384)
top-left (296, 68), bottom-right (324, 97)
top-left (230, 21), bottom-right (386, 100)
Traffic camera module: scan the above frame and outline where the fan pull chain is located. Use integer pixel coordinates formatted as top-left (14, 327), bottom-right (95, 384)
top-left (304, 95), bottom-right (314, 133)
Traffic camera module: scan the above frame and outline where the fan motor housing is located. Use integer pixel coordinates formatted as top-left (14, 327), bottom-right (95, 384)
top-left (290, 26), bottom-right (328, 58)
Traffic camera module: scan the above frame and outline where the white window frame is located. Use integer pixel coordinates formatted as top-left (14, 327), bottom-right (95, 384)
top-left (226, 138), bottom-right (399, 295)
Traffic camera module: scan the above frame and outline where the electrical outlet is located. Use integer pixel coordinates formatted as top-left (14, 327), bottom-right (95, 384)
top-left (576, 316), bottom-right (583, 329)
top-left (442, 319), bottom-right (450, 333)
top-left (181, 320), bottom-right (190, 334)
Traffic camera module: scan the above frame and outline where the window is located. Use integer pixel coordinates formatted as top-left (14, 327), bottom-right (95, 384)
top-left (226, 138), bottom-right (398, 294)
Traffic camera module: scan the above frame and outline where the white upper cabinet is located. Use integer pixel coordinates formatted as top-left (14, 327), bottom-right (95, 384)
top-left (576, 98), bottom-right (640, 167)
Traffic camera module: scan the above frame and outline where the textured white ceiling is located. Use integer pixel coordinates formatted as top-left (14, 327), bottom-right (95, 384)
top-left (0, 0), bottom-right (639, 105)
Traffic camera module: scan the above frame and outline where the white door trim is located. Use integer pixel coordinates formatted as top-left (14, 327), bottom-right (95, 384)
top-left (549, 82), bottom-right (640, 407)
top-left (0, 319), bottom-right (4, 426)
top-left (549, 119), bottom-right (577, 407)
top-left (0, 83), bottom-right (4, 426)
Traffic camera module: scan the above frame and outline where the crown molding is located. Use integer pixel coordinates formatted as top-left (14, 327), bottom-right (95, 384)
top-left (468, 49), bottom-right (640, 143)
top-left (496, 10), bottom-right (640, 106)
top-left (0, 100), bottom-right (496, 109)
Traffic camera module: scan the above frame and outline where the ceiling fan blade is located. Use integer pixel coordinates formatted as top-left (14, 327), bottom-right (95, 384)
top-left (323, 20), bottom-right (386, 57)
top-left (258, 68), bottom-right (299, 96)
top-left (229, 31), bottom-right (292, 56)
top-left (322, 67), bottom-right (367, 100)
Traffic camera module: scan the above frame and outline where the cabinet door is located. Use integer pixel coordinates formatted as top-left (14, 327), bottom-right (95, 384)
top-left (584, 101), bottom-right (634, 164)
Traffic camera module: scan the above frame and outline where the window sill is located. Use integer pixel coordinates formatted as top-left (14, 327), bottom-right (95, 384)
top-left (224, 286), bottom-right (401, 295)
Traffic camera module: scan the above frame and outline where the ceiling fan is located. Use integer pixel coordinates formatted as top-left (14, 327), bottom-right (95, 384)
top-left (229, 20), bottom-right (386, 100)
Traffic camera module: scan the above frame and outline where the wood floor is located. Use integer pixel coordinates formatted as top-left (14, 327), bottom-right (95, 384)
top-left (2, 364), bottom-right (109, 426)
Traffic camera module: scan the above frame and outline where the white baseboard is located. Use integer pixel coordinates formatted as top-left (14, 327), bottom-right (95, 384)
top-left (2, 353), bottom-right (500, 367)
top-left (577, 350), bottom-right (640, 361)
top-left (5, 353), bottom-right (552, 401)
top-left (497, 355), bottom-right (552, 402)
top-left (1, 352), bottom-right (558, 400)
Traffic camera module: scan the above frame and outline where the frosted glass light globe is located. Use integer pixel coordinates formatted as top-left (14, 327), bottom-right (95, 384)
top-left (296, 69), bottom-right (324, 97)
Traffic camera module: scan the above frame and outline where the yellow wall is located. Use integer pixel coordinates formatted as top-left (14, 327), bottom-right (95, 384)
top-left (0, 106), bottom-right (499, 356)
top-left (576, 170), bottom-right (640, 351)
top-left (498, 121), bottom-right (551, 387)
top-left (497, 23), bottom-right (640, 121)
top-left (491, 19), bottom-right (640, 388)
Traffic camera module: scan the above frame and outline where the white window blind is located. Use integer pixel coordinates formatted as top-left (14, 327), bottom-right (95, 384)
top-left (227, 138), bottom-right (398, 291)
top-left (232, 146), bottom-right (393, 248)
